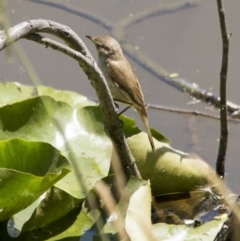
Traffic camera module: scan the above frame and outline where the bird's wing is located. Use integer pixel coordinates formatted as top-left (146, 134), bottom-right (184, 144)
top-left (108, 58), bottom-right (147, 116)
top-left (108, 58), bottom-right (155, 151)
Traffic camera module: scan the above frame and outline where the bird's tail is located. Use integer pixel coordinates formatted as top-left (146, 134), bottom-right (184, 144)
top-left (138, 111), bottom-right (155, 152)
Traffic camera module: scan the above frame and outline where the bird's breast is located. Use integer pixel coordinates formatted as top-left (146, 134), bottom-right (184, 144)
top-left (98, 59), bottom-right (130, 104)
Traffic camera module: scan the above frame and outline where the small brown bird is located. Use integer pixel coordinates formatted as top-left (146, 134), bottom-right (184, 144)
top-left (86, 35), bottom-right (155, 151)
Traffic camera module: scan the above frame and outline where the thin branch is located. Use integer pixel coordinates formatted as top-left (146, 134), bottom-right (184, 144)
top-left (172, 78), bottom-right (240, 117)
top-left (147, 104), bottom-right (240, 123)
top-left (25, 33), bottom-right (90, 63)
top-left (88, 96), bottom-right (240, 123)
top-left (216, 0), bottom-right (229, 177)
top-left (0, 20), bottom-right (142, 178)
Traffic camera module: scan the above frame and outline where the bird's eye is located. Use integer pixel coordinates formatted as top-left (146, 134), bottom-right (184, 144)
top-left (104, 46), bottom-right (110, 51)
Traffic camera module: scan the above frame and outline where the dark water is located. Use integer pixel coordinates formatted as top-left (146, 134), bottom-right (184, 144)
top-left (1, 0), bottom-right (240, 194)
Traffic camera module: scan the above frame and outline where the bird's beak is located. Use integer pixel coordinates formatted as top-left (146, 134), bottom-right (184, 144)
top-left (86, 35), bottom-right (93, 41)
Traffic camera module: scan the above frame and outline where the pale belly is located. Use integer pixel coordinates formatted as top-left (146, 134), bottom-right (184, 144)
top-left (98, 60), bottom-right (130, 104)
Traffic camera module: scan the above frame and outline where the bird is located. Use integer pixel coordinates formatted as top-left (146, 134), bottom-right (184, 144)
top-left (86, 35), bottom-right (155, 152)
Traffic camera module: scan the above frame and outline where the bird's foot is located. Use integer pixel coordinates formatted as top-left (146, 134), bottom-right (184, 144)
top-left (118, 118), bottom-right (124, 128)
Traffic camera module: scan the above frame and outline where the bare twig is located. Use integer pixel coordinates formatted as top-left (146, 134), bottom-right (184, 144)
top-left (147, 104), bottom-right (240, 123)
top-left (171, 78), bottom-right (240, 117)
top-left (88, 96), bottom-right (240, 123)
top-left (216, 0), bottom-right (230, 177)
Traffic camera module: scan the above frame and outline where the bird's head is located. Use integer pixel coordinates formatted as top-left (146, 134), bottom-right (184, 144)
top-left (86, 35), bottom-right (123, 59)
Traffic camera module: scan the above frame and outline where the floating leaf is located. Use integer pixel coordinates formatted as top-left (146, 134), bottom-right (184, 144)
top-left (125, 181), bottom-right (154, 241)
top-left (127, 132), bottom-right (214, 196)
top-left (37, 85), bottom-right (94, 108)
top-left (0, 82), bottom-right (93, 108)
top-left (0, 96), bottom-right (112, 199)
top-left (23, 177), bottom-right (147, 241)
top-left (8, 186), bottom-right (82, 237)
top-left (119, 111), bottom-right (169, 143)
top-left (152, 214), bottom-right (228, 241)
top-left (0, 138), bottom-right (70, 222)
top-left (100, 176), bottom-right (148, 235)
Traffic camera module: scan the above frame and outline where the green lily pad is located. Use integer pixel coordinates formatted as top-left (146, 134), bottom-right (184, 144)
top-left (0, 82), bottom-right (93, 108)
top-left (152, 214), bottom-right (228, 240)
top-left (37, 85), bottom-right (95, 108)
top-left (0, 96), bottom-right (112, 199)
top-left (119, 115), bottom-right (142, 138)
top-left (127, 132), bottom-right (214, 196)
top-left (22, 177), bottom-right (147, 241)
top-left (9, 205), bottom-right (84, 241)
top-left (100, 177), bottom-right (148, 235)
top-left (8, 186), bottom-right (82, 237)
top-left (125, 181), bottom-right (154, 241)
top-left (119, 112), bottom-right (169, 143)
top-left (0, 138), bottom-right (70, 222)
top-left (0, 82), bottom-right (38, 107)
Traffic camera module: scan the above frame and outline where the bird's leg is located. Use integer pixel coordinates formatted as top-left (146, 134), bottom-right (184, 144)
top-left (114, 103), bottom-right (131, 127)
top-left (117, 106), bottom-right (131, 127)
top-left (118, 106), bottom-right (131, 116)
top-left (118, 119), bottom-right (124, 128)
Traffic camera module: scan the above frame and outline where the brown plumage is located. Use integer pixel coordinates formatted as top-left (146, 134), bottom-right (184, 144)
top-left (86, 35), bottom-right (155, 151)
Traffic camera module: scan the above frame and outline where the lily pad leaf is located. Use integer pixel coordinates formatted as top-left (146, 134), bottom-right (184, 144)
top-left (125, 181), bottom-right (155, 241)
top-left (118, 115), bottom-right (141, 138)
top-left (0, 96), bottom-right (112, 199)
top-left (34, 176), bottom-right (147, 241)
top-left (150, 128), bottom-right (170, 144)
top-left (8, 186), bottom-right (82, 238)
top-left (119, 114), bottom-right (169, 143)
top-left (0, 138), bottom-right (70, 222)
top-left (37, 85), bottom-right (95, 108)
top-left (152, 214), bottom-right (228, 241)
top-left (127, 132), bottom-right (215, 196)
top-left (0, 82), bottom-right (94, 108)
top-left (100, 176), bottom-right (148, 235)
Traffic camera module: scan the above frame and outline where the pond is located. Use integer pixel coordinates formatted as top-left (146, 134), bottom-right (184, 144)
top-left (1, 0), bottom-right (240, 229)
